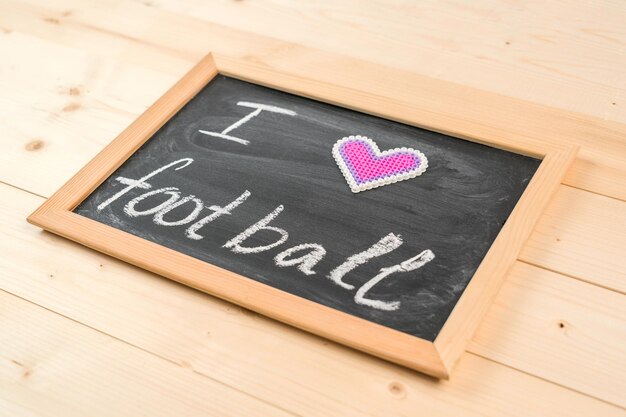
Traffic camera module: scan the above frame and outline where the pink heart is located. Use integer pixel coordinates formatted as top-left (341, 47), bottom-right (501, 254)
top-left (332, 136), bottom-right (428, 193)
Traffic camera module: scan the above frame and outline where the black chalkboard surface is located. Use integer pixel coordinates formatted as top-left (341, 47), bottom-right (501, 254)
top-left (74, 74), bottom-right (540, 341)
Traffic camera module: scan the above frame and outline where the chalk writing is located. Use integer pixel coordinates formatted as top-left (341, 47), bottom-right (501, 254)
top-left (274, 243), bottom-right (327, 276)
top-left (354, 250), bottom-right (435, 311)
top-left (98, 158), bottom-right (193, 210)
top-left (223, 205), bottom-right (289, 254)
top-left (94, 99), bottom-right (437, 311)
top-left (198, 101), bottom-right (297, 145)
top-left (186, 191), bottom-right (251, 240)
top-left (328, 233), bottom-right (404, 290)
top-left (97, 157), bottom-right (435, 311)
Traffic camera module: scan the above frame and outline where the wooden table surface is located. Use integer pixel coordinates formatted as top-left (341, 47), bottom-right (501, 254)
top-left (1, 1), bottom-right (625, 416)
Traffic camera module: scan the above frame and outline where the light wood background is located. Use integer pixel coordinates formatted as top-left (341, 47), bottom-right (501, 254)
top-left (1, 0), bottom-right (625, 416)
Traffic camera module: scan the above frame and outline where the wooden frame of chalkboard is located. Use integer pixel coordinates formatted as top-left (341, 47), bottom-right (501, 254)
top-left (28, 53), bottom-right (577, 378)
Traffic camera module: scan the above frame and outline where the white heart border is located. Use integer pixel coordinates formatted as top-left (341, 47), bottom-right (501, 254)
top-left (332, 135), bottom-right (428, 193)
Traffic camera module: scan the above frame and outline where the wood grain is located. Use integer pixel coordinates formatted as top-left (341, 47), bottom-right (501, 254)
top-left (520, 185), bottom-right (626, 293)
top-left (0, 290), bottom-right (295, 417)
top-left (0, 30), bottom-right (181, 198)
top-left (143, 0), bottom-right (626, 125)
top-left (470, 261), bottom-right (626, 406)
top-left (1, 0), bottom-right (625, 414)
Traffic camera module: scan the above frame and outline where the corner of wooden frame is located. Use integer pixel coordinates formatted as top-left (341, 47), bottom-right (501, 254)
top-left (426, 342), bottom-right (452, 380)
top-left (26, 205), bottom-right (49, 230)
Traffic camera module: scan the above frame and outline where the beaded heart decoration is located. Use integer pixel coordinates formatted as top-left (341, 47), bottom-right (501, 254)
top-left (332, 135), bottom-right (428, 193)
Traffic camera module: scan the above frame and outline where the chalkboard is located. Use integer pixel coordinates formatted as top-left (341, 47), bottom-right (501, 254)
top-left (74, 74), bottom-right (540, 342)
top-left (29, 55), bottom-right (577, 377)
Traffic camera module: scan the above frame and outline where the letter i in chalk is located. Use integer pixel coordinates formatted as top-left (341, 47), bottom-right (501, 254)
top-left (332, 135), bottom-right (428, 193)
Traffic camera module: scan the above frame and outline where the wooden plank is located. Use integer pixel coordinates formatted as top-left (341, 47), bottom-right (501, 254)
top-left (2, 183), bottom-right (624, 414)
top-left (141, 0), bottom-right (626, 125)
top-left (0, 31), bottom-right (181, 198)
top-left (470, 261), bottom-right (626, 406)
top-left (0, 291), bottom-right (295, 417)
top-left (0, 399), bottom-right (41, 417)
top-left (520, 185), bottom-right (626, 293)
top-left (1, 0), bottom-right (624, 415)
top-left (1, 0), bottom-right (626, 200)
top-left (0, 0), bottom-right (191, 74)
